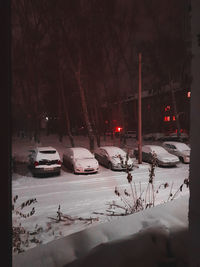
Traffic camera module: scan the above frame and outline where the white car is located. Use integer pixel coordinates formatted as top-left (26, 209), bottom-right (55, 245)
top-left (63, 147), bottom-right (99, 174)
top-left (94, 146), bottom-right (134, 171)
top-left (28, 147), bottom-right (62, 176)
top-left (134, 145), bottom-right (180, 167)
top-left (162, 141), bottom-right (190, 163)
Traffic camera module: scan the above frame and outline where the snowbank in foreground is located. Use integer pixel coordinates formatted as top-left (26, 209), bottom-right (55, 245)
top-left (13, 194), bottom-right (189, 267)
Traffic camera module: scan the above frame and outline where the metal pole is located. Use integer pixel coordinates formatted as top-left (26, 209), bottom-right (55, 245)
top-left (138, 53), bottom-right (142, 164)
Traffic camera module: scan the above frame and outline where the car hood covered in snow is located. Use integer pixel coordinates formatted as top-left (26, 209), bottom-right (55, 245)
top-left (111, 156), bottom-right (133, 165)
top-left (157, 153), bottom-right (179, 162)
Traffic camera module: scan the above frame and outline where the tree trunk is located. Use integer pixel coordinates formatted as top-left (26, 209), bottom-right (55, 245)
top-left (170, 80), bottom-right (181, 139)
top-left (59, 67), bottom-right (74, 147)
top-left (75, 66), bottom-right (95, 152)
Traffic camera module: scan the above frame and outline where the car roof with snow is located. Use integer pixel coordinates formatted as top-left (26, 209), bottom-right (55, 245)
top-left (36, 146), bottom-right (57, 152)
top-left (143, 145), bottom-right (167, 154)
top-left (68, 147), bottom-right (94, 158)
top-left (163, 141), bottom-right (190, 150)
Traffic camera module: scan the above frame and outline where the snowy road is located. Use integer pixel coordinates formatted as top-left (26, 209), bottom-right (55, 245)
top-left (12, 162), bottom-right (189, 221)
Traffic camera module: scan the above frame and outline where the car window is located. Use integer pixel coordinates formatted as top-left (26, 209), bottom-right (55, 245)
top-left (39, 150), bottom-right (56, 154)
top-left (99, 149), bottom-right (107, 157)
top-left (142, 146), bottom-right (151, 153)
top-left (164, 144), bottom-right (170, 149)
top-left (170, 145), bottom-right (176, 149)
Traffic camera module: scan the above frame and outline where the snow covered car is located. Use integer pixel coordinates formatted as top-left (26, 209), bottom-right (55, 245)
top-left (63, 147), bottom-right (99, 174)
top-left (123, 130), bottom-right (137, 139)
top-left (28, 147), bottom-right (62, 176)
top-left (134, 145), bottom-right (180, 167)
top-left (162, 141), bottom-right (190, 163)
top-left (143, 133), bottom-right (165, 141)
top-left (94, 146), bottom-right (134, 171)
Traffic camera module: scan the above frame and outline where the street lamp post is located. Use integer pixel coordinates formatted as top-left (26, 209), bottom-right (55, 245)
top-left (138, 53), bottom-right (142, 164)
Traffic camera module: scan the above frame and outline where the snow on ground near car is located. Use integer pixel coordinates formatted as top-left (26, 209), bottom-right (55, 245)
top-left (12, 134), bottom-right (189, 254)
top-left (13, 194), bottom-right (189, 267)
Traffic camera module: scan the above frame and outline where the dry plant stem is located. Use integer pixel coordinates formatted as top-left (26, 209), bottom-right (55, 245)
top-left (144, 183), bottom-right (149, 207)
top-left (133, 182), bottom-right (138, 199)
top-left (151, 183), bottom-right (155, 206)
top-left (120, 196), bottom-right (133, 212)
top-left (168, 182), bottom-right (174, 201)
top-left (171, 187), bottom-right (182, 201)
top-left (139, 182), bottom-right (142, 196)
top-left (130, 182), bottom-right (136, 206)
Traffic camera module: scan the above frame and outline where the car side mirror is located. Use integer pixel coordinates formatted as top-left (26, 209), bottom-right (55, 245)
top-left (70, 155), bottom-right (74, 159)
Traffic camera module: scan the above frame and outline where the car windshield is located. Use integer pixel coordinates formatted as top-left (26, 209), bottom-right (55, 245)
top-left (174, 143), bottom-right (190, 151)
top-left (150, 146), bottom-right (167, 154)
top-left (74, 150), bottom-right (94, 159)
top-left (39, 150), bottom-right (56, 154)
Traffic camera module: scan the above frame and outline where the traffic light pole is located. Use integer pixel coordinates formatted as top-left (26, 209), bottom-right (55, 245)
top-left (138, 53), bottom-right (142, 164)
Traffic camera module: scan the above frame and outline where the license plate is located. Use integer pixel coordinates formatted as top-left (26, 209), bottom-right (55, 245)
top-left (45, 167), bottom-right (54, 171)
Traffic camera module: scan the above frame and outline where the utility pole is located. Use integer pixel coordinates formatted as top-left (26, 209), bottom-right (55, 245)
top-left (138, 53), bottom-right (142, 164)
top-left (171, 80), bottom-right (181, 139)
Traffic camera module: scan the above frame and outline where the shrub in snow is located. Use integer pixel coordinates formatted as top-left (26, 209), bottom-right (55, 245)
top-left (12, 195), bottom-right (42, 253)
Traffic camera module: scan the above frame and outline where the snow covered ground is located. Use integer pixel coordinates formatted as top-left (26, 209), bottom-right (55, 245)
top-left (12, 134), bottom-right (190, 255)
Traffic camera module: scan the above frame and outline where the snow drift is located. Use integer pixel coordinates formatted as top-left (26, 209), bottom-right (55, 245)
top-left (13, 194), bottom-right (189, 267)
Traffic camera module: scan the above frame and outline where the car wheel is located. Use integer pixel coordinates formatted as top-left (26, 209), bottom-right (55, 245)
top-left (72, 164), bottom-right (77, 174)
top-left (108, 162), bottom-right (113, 170)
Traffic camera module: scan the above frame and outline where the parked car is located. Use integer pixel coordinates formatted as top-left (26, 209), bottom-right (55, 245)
top-left (63, 147), bottom-right (99, 174)
top-left (134, 145), bottom-right (180, 167)
top-left (162, 141), bottom-right (190, 163)
top-left (143, 133), bottom-right (165, 141)
top-left (123, 130), bottom-right (137, 139)
top-left (162, 132), bottom-right (189, 142)
top-left (28, 146), bottom-right (61, 176)
top-left (94, 146), bottom-right (134, 171)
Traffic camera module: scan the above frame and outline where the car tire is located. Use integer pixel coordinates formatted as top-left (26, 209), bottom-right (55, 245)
top-left (108, 162), bottom-right (113, 170)
top-left (72, 165), bottom-right (77, 174)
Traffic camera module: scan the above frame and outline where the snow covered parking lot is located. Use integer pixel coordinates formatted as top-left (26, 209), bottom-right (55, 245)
top-left (12, 135), bottom-right (189, 253)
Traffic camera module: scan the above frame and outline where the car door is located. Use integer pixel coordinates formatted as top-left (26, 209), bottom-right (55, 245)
top-left (98, 149), bottom-right (109, 167)
top-left (95, 149), bottom-right (103, 165)
top-left (102, 150), bottom-right (110, 167)
top-left (142, 147), bottom-right (151, 162)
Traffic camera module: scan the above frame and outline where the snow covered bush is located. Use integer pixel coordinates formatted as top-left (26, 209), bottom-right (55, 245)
top-left (12, 195), bottom-right (42, 253)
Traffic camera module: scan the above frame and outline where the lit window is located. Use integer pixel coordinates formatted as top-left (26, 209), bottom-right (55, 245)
top-left (164, 116), bottom-right (170, 122)
top-left (173, 116), bottom-right (176, 121)
top-left (164, 105), bottom-right (171, 112)
top-left (187, 91), bottom-right (191, 98)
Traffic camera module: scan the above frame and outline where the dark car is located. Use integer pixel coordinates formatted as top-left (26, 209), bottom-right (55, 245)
top-left (94, 146), bottom-right (134, 171)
